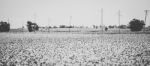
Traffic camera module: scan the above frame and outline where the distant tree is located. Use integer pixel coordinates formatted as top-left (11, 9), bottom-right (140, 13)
top-left (49, 26), bottom-right (52, 28)
top-left (66, 25), bottom-right (74, 28)
top-left (53, 26), bottom-right (58, 28)
top-left (0, 21), bottom-right (10, 32)
top-left (105, 27), bottom-right (108, 31)
top-left (59, 25), bottom-right (66, 28)
top-left (79, 26), bottom-right (84, 28)
top-left (118, 25), bottom-right (127, 29)
top-left (32, 23), bottom-right (39, 30)
top-left (27, 21), bottom-right (32, 32)
top-left (27, 21), bottom-right (39, 32)
top-left (129, 19), bottom-right (145, 31)
top-left (108, 25), bottom-right (115, 29)
top-left (93, 25), bottom-right (98, 29)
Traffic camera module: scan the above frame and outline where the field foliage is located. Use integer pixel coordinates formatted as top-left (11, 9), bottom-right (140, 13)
top-left (0, 33), bottom-right (150, 66)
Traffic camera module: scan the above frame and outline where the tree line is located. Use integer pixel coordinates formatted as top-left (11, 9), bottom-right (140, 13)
top-left (0, 18), bottom-right (147, 32)
top-left (0, 21), bottom-right (10, 32)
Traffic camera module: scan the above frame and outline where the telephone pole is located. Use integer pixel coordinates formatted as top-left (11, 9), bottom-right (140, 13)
top-left (118, 10), bottom-right (121, 34)
top-left (48, 17), bottom-right (50, 32)
top-left (33, 13), bottom-right (37, 33)
top-left (34, 13), bottom-right (37, 23)
top-left (7, 18), bottom-right (9, 23)
top-left (69, 16), bottom-right (72, 32)
top-left (48, 18), bottom-right (50, 26)
top-left (101, 8), bottom-right (103, 33)
top-left (144, 10), bottom-right (150, 27)
top-left (22, 19), bottom-right (24, 32)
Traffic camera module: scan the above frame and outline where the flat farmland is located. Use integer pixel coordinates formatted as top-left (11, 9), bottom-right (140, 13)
top-left (10, 28), bottom-right (150, 34)
top-left (0, 33), bottom-right (150, 66)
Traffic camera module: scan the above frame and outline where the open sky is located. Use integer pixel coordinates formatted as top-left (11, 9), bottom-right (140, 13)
top-left (0, 0), bottom-right (150, 28)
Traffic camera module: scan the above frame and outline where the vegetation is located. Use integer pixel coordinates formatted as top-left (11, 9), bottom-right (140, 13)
top-left (53, 26), bottom-right (58, 28)
top-left (59, 25), bottom-right (66, 28)
top-left (108, 25), bottom-right (117, 29)
top-left (108, 25), bottom-right (115, 29)
top-left (59, 25), bottom-right (74, 28)
top-left (118, 25), bottom-right (127, 29)
top-left (0, 33), bottom-right (150, 66)
top-left (0, 21), bottom-right (10, 32)
top-left (27, 21), bottom-right (39, 32)
top-left (129, 19), bottom-right (145, 31)
top-left (92, 25), bottom-right (98, 29)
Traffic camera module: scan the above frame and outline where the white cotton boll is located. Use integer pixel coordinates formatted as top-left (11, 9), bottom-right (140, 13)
top-left (0, 33), bottom-right (150, 66)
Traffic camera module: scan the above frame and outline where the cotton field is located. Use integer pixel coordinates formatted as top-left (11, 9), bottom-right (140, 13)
top-left (0, 33), bottom-right (150, 66)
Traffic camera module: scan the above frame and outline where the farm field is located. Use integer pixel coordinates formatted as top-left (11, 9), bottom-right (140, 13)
top-left (0, 33), bottom-right (150, 66)
top-left (9, 28), bottom-right (150, 34)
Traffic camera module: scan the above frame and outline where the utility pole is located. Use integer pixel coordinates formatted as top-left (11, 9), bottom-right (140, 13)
top-left (69, 16), bottom-right (72, 32)
top-left (48, 17), bottom-right (50, 32)
top-left (144, 10), bottom-right (150, 27)
top-left (7, 17), bottom-right (11, 31)
top-left (22, 19), bottom-right (24, 32)
top-left (33, 13), bottom-right (37, 33)
top-left (101, 8), bottom-right (103, 33)
top-left (7, 18), bottom-right (9, 23)
top-left (118, 10), bottom-right (121, 34)
top-left (48, 18), bottom-right (50, 26)
top-left (34, 13), bottom-right (37, 23)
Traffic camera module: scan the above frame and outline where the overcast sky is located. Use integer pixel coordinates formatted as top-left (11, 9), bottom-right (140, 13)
top-left (0, 0), bottom-right (150, 28)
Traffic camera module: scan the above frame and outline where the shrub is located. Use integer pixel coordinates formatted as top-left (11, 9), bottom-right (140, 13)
top-left (108, 25), bottom-right (114, 29)
top-left (27, 21), bottom-right (39, 32)
top-left (93, 25), bottom-right (98, 29)
top-left (66, 25), bottom-right (74, 28)
top-left (118, 25), bottom-right (127, 29)
top-left (129, 19), bottom-right (145, 31)
top-left (59, 25), bottom-right (66, 28)
top-left (0, 21), bottom-right (10, 32)
top-left (48, 26), bottom-right (52, 28)
top-left (53, 26), bottom-right (58, 28)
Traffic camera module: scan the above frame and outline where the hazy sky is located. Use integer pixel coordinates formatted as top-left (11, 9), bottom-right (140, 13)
top-left (0, 0), bottom-right (150, 28)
